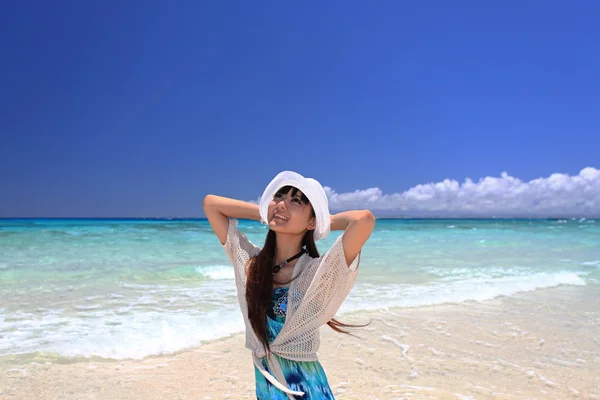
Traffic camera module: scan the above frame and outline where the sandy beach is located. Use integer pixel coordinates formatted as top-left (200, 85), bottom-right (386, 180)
top-left (1, 285), bottom-right (598, 400)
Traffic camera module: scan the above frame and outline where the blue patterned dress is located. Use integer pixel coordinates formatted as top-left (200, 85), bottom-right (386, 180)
top-left (254, 287), bottom-right (336, 399)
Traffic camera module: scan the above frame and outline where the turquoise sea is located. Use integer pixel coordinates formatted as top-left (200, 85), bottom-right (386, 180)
top-left (1, 218), bottom-right (598, 365)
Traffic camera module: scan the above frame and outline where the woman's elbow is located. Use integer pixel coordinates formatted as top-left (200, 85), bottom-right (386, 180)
top-left (359, 210), bottom-right (376, 231)
top-left (361, 210), bottom-right (376, 223)
top-left (203, 194), bottom-right (217, 209)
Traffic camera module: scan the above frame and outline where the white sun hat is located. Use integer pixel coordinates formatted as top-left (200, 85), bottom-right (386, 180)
top-left (259, 171), bottom-right (331, 241)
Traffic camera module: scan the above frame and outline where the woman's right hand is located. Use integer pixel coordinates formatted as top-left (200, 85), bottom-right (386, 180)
top-left (203, 195), bottom-right (261, 244)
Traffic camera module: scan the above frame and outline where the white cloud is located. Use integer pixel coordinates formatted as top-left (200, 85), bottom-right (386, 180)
top-left (322, 167), bottom-right (600, 217)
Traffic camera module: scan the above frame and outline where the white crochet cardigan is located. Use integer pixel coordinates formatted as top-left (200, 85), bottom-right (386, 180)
top-left (222, 219), bottom-right (360, 398)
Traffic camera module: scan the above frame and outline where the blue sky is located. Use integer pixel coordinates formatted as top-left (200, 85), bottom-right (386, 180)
top-left (1, 1), bottom-right (599, 218)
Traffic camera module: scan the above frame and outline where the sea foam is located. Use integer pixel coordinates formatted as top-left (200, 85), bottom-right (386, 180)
top-left (339, 271), bottom-right (586, 314)
top-left (196, 265), bottom-right (235, 280)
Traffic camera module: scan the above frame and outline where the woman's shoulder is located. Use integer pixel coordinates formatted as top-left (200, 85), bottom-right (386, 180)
top-left (223, 218), bottom-right (261, 257)
top-left (305, 232), bottom-right (360, 272)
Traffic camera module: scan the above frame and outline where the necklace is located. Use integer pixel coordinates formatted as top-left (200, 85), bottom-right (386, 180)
top-left (272, 248), bottom-right (307, 275)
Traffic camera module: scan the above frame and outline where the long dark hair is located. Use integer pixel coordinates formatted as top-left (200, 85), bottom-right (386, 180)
top-left (245, 186), bottom-right (365, 353)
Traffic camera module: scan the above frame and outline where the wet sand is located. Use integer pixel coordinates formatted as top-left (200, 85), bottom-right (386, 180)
top-left (1, 286), bottom-right (599, 399)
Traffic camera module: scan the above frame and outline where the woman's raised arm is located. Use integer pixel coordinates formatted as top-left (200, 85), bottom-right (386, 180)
top-left (202, 195), bottom-right (261, 245)
top-left (330, 210), bottom-right (376, 267)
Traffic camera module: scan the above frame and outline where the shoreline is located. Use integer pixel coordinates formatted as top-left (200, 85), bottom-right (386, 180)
top-left (2, 285), bottom-right (599, 399)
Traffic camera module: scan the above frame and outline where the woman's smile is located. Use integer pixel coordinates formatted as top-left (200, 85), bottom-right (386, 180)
top-left (273, 213), bottom-right (289, 221)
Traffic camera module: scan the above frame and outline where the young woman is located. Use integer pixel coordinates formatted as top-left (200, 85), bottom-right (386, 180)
top-left (203, 171), bottom-right (375, 399)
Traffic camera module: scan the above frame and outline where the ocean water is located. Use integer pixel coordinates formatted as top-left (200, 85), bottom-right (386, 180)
top-left (0, 218), bottom-right (598, 365)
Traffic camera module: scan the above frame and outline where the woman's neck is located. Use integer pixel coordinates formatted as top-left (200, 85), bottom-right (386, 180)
top-left (274, 234), bottom-right (304, 265)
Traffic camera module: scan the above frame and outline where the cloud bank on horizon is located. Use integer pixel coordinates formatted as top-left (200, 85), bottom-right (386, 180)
top-left (325, 167), bottom-right (599, 217)
top-left (255, 167), bottom-right (599, 218)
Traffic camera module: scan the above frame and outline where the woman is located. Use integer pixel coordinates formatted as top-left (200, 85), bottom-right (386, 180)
top-left (203, 171), bottom-right (375, 399)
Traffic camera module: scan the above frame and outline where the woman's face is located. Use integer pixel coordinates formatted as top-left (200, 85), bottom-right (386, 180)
top-left (267, 186), bottom-right (315, 235)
